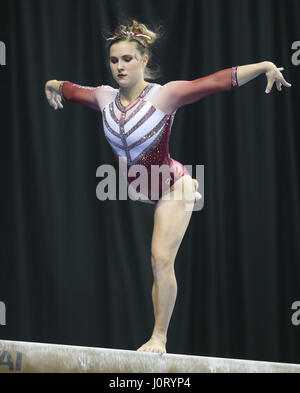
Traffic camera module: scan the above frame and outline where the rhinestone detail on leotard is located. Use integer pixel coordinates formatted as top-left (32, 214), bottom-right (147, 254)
top-left (115, 83), bottom-right (154, 112)
top-left (231, 66), bottom-right (239, 88)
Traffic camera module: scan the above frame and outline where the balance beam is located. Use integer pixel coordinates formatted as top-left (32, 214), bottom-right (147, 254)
top-left (0, 340), bottom-right (300, 373)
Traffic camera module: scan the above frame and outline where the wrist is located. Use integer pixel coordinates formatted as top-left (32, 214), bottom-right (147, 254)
top-left (48, 80), bottom-right (63, 94)
top-left (261, 61), bottom-right (275, 73)
top-left (55, 80), bottom-right (63, 94)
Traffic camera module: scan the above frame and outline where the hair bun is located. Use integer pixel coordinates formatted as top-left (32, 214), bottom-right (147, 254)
top-left (120, 19), bottom-right (157, 46)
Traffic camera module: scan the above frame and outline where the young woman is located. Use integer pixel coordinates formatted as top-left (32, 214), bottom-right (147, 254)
top-left (45, 20), bottom-right (291, 354)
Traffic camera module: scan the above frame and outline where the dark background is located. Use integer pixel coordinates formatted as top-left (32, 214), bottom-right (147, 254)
top-left (0, 0), bottom-right (300, 364)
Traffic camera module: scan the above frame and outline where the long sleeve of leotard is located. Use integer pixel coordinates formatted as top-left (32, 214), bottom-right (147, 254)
top-left (160, 66), bottom-right (239, 112)
top-left (185, 66), bottom-right (239, 101)
top-left (60, 81), bottom-right (101, 111)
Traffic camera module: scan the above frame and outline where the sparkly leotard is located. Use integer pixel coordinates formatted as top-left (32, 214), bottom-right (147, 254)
top-left (61, 66), bottom-right (239, 203)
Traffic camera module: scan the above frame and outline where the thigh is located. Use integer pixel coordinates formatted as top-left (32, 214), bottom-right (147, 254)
top-left (151, 175), bottom-right (196, 261)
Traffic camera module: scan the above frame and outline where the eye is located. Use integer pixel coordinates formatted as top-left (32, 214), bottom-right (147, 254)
top-left (124, 57), bottom-right (132, 62)
top-left (110, 58), bottom-right (117, 64)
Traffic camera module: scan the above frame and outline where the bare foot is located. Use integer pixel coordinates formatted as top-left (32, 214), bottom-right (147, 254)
top-left (137, 335), bottom-right (167, 354)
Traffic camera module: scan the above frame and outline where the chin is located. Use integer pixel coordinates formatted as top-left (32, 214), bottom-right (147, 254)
top-left (117, 79), bottom-right (130, 87)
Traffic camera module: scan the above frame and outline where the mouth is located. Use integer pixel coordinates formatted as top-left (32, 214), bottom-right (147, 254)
top-left (118, 74), bottom-right (127, 78)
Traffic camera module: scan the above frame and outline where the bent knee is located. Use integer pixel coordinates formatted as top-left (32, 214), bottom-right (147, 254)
top-left (175, 176), bottom-right (198, 202)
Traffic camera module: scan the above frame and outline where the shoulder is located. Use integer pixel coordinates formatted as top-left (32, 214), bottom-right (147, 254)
top-left (98, 84), bottom-right (117, 91)
top-left (146, 82), bottom-right (166, 98)
top-left (95, 84), bottom-right (118, 100)
top-left (154, 81), bottom-right (188, 96)
top-left (94, 85), bottom-right (118, 111)
top-left (95, 85), bottom-right (118, 96)
top-left (151, 81), bottom-right (186, 111)
top-left (145, 82), bottom-right (179, 115)
top-left (161, 80), bottom-right (188, 91)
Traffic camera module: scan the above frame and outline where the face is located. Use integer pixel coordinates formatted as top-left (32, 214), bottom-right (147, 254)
top-left (109, 41), bottom-right (149, 87)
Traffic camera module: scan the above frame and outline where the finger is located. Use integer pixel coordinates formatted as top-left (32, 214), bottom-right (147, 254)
top-left (278, 67), bottom-right (284, 71)
top-left (54, 96), bottom-right (63, 109)
top-left (276, 70), bottom-right (292, 87)
top-left (265, 80), bottom-right (274, 94)
top-left (281, 78), bottom-right (292, 87)
top-left (53, 93), bottom-right (61, 108)
top-left (51, 92), bottom-right (59, 109)
top-left (50, 92), bottom-right (56, 105)
top-left (50, 98), bottom-right (57, 109)
top-left (278, 77), bottom-right (292, 87)
top-left (56, 96), bottom-right (64, 109)
top-left (276, 80), bottom-right (282, 91)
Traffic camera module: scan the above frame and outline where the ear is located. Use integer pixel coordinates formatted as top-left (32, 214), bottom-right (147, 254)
top-left (143, 55), bottom-right (149, 66)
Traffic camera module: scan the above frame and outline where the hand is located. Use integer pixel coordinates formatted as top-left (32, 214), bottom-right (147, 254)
top-left (264, 62), bottom-right (292, 94)
top-left (45, 80), bottom-right (64, 110)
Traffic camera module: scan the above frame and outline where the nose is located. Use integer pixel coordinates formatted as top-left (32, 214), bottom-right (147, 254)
top-left (117, 60), bottom-right (125, 72)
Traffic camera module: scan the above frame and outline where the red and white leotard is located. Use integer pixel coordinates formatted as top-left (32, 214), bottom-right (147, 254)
top-left (60, 66), bottom-right (239, 203)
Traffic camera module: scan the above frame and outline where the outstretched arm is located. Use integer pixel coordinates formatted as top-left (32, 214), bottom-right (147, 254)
top-left (158, 62), bottom-right (292, 114)
top-left (45, 80), bottom-right (101, 111)
top-left (159, 67), bottom-right (239, 113)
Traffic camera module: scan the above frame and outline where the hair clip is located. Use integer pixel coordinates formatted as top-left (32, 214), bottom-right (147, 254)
top-left (106, 34), bottom-right (118, 41)
top-left (106, 30), bottom-right (151, 41)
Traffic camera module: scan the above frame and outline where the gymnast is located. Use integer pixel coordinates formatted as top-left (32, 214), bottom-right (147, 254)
top-left (45, 20), bottom-right (291, 354)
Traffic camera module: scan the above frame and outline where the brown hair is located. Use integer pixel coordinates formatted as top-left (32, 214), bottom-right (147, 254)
top-left (105, 19), bottom-right (163, 80)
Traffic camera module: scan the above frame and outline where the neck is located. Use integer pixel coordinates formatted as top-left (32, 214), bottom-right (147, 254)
top-left (119, 80), bottom-right (149, 104)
